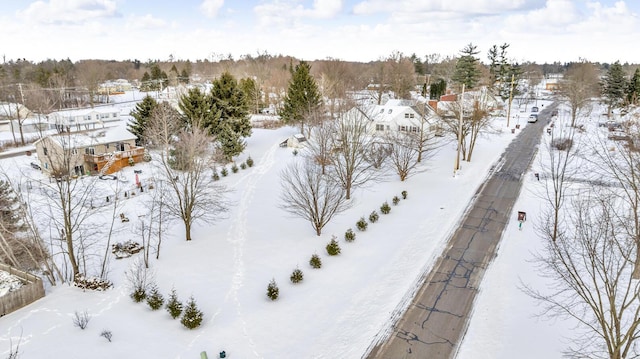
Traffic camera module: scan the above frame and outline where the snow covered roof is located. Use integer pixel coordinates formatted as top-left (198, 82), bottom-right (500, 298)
top-left (41, 125), bottom-right (136, 148)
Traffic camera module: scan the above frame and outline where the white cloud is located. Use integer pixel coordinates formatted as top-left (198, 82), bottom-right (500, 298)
top-left (352, 0), bottom-right (534, 16)
top-left (295, 0), bottom-right (343, 18)
top-left (17, 0), bottom-right (119, 25)
top-left (200, 0), bottom-right (224, 18)
top-left (126, 14), bottom-right (167, 30)
top-left (254, 0), bottom-right (342, 29)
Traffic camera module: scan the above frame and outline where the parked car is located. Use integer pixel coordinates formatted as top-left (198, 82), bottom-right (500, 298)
top-left (531, 106), bottom-right (539, 113)
top-left (528, 114), bottom-right (538, 123)
top-left (30, 162), bottom-right (41, 170)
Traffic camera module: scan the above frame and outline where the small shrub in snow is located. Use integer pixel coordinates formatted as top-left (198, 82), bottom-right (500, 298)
top-left (246, 156), bottom-right (254, 167)
top-left (401, 190), bottom-right (408, 199)
top-left (292, 149), bottom-right (298, 156)
top-left (180, 296), bottom-right (203, 329)
top-left (212, 171), bottom-right (220, 181)
top-left (240, 162), bottom-right (247, 170)
top-left (392, 196), bottom-right (400, 205)
top-left (221, 167), bottom-right (228, 177)
top-left (380, 202), bottom-right (391, 215)
top-left (125, 258), bottom-right (154, 303)
top-left (344, 228), bottom-right (356, 242)
top-left (100, 330), bottom-right (113, 342)
top-left (369, 210), bottom-right (379, 223)
top-left (146, 285), bottom-right (164, 310)
top-left (231, 163), bottom-right (239, 173)
top-left (326, 236), bottom-right (341, 256)
top-left (73, 310), bottom-right (91, 330)
top-left (356, 217), bottom-right (368, 231)
top-left (290, 267), bottom-right (304, 284)
top-left (267, 279), bottom-right (279, 300)
top-left (309, 254), bottom-right (322, 269)
top-left (165, 288), bottom-right (183, 319)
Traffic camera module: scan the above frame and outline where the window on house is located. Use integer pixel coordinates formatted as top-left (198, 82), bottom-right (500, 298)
top-left (71, 148), bottom-right (78, 155)
top-left (112, 113), bottom-right (117, 118)
top-left (410, 113), bottom-right (415, 118)
top-left (405, 113), bottom-right (410, 118)
top-left (116, 143), bottom-right (125, 151)
top-left (105, 143), bottom-right (110, 149)
top-left (85, 147), bottom-right (95, 155)
top-left (83, 115), bottom-right (91, 121)
top-left (43, 147), bottom-right (48, 155)
top-left (375, 124), bottom-right (384, 131)
top-left (411, 126), bottom-right (419, 133)
top-left (398, 126), bottom-right (407, 131)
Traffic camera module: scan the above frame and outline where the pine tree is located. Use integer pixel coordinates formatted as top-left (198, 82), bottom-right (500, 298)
top-left (217, 123), bottom-right (246, 161)
top-left (452, 43), bottom-right (481, 90)
top-left (146, 285), bottom-right (165, 310)
top-left (179, 68), bottom-right (190, 84)
top-left (140, 72), bottom-right (151, 91)
top-left (601, 61), bottom-right (628, 115)
top-left (180, 296), bottom-right (204, 329)
top-left (128, 95), bottom-right (158, 145)
top-left (239, 77), bottom-right (264, 114)
top-left (210, 71), bottom-right (252, 138)
top-left (178, 87), bottom-right (215, 129)
top-left (266, 279), bottom-right (279, 300)
top-left (628, 68), bottom-right (640, 105)
top-left (0, 180), bottom-right (23, 239)
top-left (280, 61), bottom-right (323, 134)
top-left (165, 288), bottom-right (183, 319)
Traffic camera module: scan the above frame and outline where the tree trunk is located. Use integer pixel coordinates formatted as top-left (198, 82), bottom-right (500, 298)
top-left (65, 231), bottom-right (80, 280)
top-left (185, 220), bottom-right (192, 241)
top-left (633, 240), bottom-right (640, 279)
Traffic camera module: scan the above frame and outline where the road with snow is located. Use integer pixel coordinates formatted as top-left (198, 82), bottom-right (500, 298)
top-left (365, 106), bottom-right (554, 359)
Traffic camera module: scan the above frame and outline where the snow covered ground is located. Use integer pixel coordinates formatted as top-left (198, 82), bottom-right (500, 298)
top-left (0, 94), bottom-right (575, 358)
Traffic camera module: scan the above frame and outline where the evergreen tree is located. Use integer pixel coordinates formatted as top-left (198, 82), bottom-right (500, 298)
top-left (180, 296), bottom-right (204, 329)
top-left (179, 69), bottom-right (190, 84)
top-left (178, 87), bottom-right (215, 129)
top-left (280, 61), bottom-right (323, 134)
top-left (128, 95), bottom-right (158, 145)
top-left (0, 180), bottom-right (23, 238)
top-left (210, 71), bottom-right (252, 138)
top-left (140, 72), bottom-right (152, 91)
top-left (149, 64), bottom-right (168, 90)
top-left (429, 79), bottom-right (447, 100)
top-left (165, 288), bottom-right (183, 319)
top-left (452, 43), bottom-right (481, 90)
top-left (146, 285), bottom-right (165, 310)
top-left (627, 68), bottom-right (640, 105)
top-left (601, 61), bottom-right (628, 115)
top-left (266, 279), bottom-right (279, 300)
top-left (216, 124), bottom-right (245, 161)
top-left (239, 77), bottom-right (263, 114)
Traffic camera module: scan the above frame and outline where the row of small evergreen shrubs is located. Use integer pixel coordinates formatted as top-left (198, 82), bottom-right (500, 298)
top-left (213, 156), bottom-right (254, 180)
top-left (131, 284), bottom-right (203, 330)
top-left (266, 191), bottom-right (409, 301)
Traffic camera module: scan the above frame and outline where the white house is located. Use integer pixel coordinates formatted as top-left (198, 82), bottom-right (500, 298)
top-left (347, 99), bottom-right (441, 136)
top-left (47, 107), bottom-right (122, 132)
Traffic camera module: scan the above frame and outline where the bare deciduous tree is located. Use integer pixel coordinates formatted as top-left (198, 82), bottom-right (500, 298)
top-left (147, 103), bottom-right (228, 241)
top-left (280, 159), bottom-right (350, 236)
top-left (385, 132), bottom-right (419, 181)
top-left (527, 192), bottom-right (640, 359)
top-left (328, 108), bottom-right (382, 200)
top-left (560, 61), bottom-right (600, 127)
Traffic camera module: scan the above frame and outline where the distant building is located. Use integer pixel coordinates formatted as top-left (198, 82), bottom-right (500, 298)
top-left (48, 107), bottom-right (122, 133)
top-left (347, 99), bottom-right (442, 136)
top-left (33, 125), bottom-right (144, 177)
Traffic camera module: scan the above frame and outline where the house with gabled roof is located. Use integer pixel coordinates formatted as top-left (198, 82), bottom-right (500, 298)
top-left (47, 107), bottom-right (121, 133)
top-left (346, 99), bottom-right (442, 136)
top-left (33, 125), bottom-right (144, 177)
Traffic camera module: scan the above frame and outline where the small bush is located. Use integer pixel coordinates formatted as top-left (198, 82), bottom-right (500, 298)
top-left (401, 190), bottom-right (408, 199)
top-left (240, 162), bottom-right (247, 170)
top-left (221, 167), bottom-right (229, 177)
top-left (180, 296), bottom-right (204, 329)
top-left (73, 310), bottom-right (91, 330)
top-left (392, 196), bottom-right (400, 205)
top-left (369, 211), bottom-right (379, 223)
top-left (356, 217), bottom-right (368, 231)
top-left (309, 253), bottom-right (322, 269)
top-left (326, 236), bottom-right (341, 256)
top-left (267, 279), bottom-right (279, 301)
top-left (100, 330), bottom-right (113, 342)
top-left (292, 149), bottom-right (298, 156)
top-left (212, 171), bottom-right (220, 181)
top-left (380, 202), bottom-right (391, 214)
top-left (246, 156), bottom-right (254, 167)
top-left (344, 228), bottom-right (356, 242)
top-left (165, 288), bottom-right (183, 319)
top-left (131, 287), bottom-right (147, 303)
top-left (146, 285), bottom-right (165, 310)
top-left (290, 267), bottom-right (304, 284)
top-left (231, 163), bottom-right (239, 173)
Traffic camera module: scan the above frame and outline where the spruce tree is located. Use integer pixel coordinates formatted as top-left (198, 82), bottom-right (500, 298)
top-left (0, 180), bottom-right (23, 239)
top-left (140, 72), bottom-right (151, 91)
top-left (280, 61), bottom-right (322, 134)
top-left (628, 68), bottom-right (640, 105)
top-left (165, 288), bottom-right (183, 319)
top-left (180, 296), bottom-right (204, 329)
top-left (179, 69), bottom-right (190, 84)
top-left (210, 71), bottom-right (252, 139)
top-left (146, 285), bottom-right (165, 310)
top-left (128, 95), bottom-right (158, 145)
top-left (239, 77), bottom-right (263, 114)
top-left (601, 61), bottom-right (628, 115)
top-left (452, 43), bottom-right (481, 90)
top-left (178, 87), bottom-right (215, 129)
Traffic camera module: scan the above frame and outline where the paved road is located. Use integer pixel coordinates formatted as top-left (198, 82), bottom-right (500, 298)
top-left (365, 108), bottom-right (553, 359)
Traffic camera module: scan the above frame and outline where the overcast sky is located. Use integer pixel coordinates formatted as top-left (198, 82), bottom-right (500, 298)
top-left (2, 0), bottom-right (639, 65)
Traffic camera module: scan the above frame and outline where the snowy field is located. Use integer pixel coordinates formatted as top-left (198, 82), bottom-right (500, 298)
top-left (0, 95), bottom-right (577, 358)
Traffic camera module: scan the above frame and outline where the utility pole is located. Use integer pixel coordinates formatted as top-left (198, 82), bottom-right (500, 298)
top-left (506, 73), bottom-right (515, 128)
top-left (454, 84), bottom-right (465, 176)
